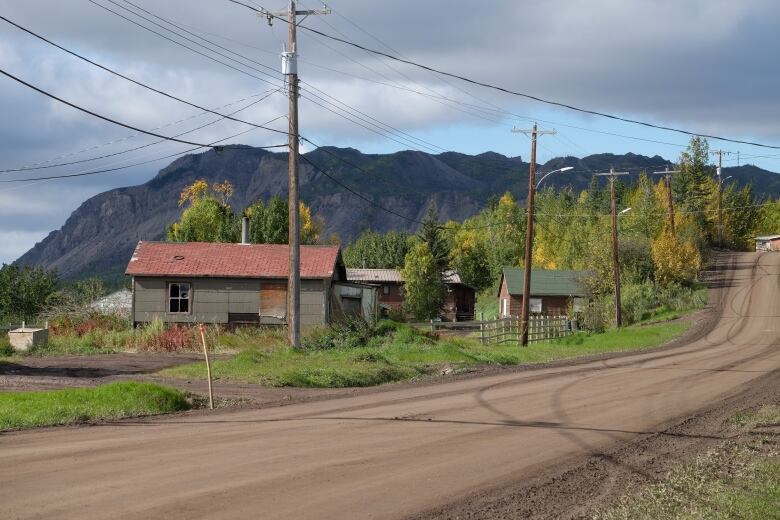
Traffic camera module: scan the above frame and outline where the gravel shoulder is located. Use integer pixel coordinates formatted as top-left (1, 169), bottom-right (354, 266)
top-left (409, 367), bottom-right (780, 520)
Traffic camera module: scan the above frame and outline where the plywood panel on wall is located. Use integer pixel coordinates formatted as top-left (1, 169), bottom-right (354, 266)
top-left (260, 282), bottom-right (287, 320)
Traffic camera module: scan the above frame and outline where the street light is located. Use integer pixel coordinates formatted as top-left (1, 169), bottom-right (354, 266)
top-left (619, 207), bottom-right (632, 216)
top-left (535, 166), bottom-right (574, 190)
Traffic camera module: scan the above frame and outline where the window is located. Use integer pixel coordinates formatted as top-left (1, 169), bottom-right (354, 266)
top-left (529, 298), bottom-right (542, 314)
top-left (502, 298), bottom-right (508, 317)
top-left (383, 285), bottom-right (390, 295)
top-left (168, 282), bottom-right (191, 313)
top-left (573, 297), bottom-right (585, 312)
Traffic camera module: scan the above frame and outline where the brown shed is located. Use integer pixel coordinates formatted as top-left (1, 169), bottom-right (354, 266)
top-left (498, 268), bottom-right (587, 318)
top-left (346, 268), bottom-right (475, 321)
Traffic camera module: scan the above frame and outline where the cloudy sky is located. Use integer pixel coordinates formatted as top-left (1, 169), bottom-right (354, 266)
top-left (1, 0), bottom-right (779, 264)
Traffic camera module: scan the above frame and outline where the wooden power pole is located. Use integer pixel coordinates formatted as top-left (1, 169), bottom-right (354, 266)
top-left (710, 150), bottom-right (732, 249)
top-left (652, 167), bottom-right (681, 235)
top-left (512, 124), bottom-right (555, 346)
top-left (596, 169), bottom-right (629, 328)
top-left (266, 1), bottom-right (330, 348)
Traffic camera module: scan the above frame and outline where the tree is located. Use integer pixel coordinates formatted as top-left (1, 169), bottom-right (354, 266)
top-left (167, 197), bottom-right (236, 243)
top-left (674, 136), bottom-right (713, 236)
top-left (622, 172), bottom-right (665, 239)
top-left (757, 197), bottom-right (780, 235)
top-left (417, 201), bottom-right (449, 272)
top-left (0, 264), bottom-right (59, 321)
top-left (651, 228), bottom-right (702, 285)
top-left (721, 183), bottom-right (759, 251)
top-left (343, 230), bottom-right (413, 269)
top-left (244, 197), bottom-right (320, 245)
top-left (263, 197), bottom-right (288, 244)
top-left (168, 180), bottom-right (237, 243)
top-left (401, 242), bottom-right (446, 320)
top-left (448, 192), bottom-right (524, 291)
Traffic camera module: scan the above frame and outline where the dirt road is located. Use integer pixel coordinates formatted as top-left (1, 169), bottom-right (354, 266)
top-left (2, 252), bottom-right (779, 520)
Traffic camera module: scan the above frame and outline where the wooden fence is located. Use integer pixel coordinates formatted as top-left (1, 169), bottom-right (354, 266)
top-left (410, 315), bottom-right (575, 344)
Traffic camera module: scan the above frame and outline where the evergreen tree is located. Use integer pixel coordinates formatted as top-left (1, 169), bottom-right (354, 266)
top-left (417, 201), bottom-right (449, 272)
top-left (673, 136), bottom-right (713, 235)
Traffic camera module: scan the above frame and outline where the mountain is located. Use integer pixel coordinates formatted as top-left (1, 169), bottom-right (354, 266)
top-left (15, 146), bottom-right (780, 280)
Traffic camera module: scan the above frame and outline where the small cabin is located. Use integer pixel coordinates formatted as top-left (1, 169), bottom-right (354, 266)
top-left (345, 268), bottom-right (475, 321)
top-left (755, 235), bottom-right (780, 252)
top-left (498, 268), bottom-right (588, 318)
top-left (125, 241), bottom-right (377, 327)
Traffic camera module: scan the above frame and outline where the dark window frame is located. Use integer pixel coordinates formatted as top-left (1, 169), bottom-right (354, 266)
top-left (167, 282), bottom-right (192, 314)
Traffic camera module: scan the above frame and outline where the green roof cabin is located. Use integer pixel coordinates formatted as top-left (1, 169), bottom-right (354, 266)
top-left (497, 268), bottom-right (588, 318)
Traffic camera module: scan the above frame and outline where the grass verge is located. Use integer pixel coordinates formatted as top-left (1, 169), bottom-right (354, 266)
top-left (162, 320), bottom-right (690, 388)
top-left (0, 381), bottom-right (191, 431)
top-left (593, 405), bottom-right (780, 520)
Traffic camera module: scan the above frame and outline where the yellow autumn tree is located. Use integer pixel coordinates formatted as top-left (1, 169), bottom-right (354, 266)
top-left (178, 179), bottom-right (210, 206)
top-left (651, 229), bottom-right (701, 284)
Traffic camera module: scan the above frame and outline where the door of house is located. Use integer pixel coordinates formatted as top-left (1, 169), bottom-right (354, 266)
top-left (260, 282), bottom-right (287, 321)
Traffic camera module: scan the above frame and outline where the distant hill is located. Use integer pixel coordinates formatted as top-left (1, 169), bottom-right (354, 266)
top-left (15, 146), bottom-right (779, 280)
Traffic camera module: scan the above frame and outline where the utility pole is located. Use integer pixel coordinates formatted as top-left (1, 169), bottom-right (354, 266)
top-left (265, 1), bottom-right (330, 348)
top-left (596, 169), bottom-right (629, 328)
top-left (512, 124), bottom-right (556, 346)
top-left (652, 167), bottom-right (681, 235)
top-left (710, 150), bottom-right (732, 249)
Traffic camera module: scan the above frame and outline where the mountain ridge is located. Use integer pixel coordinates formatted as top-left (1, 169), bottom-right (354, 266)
top-left (15, 146), bottom-right (779, 280)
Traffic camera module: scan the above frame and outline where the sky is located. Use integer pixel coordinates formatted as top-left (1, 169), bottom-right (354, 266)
top-left (1, 0), bottom-right (780, 264)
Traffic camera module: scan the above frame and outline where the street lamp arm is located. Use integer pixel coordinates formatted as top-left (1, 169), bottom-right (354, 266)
top-left (535, 166), bottom-right (574, 190)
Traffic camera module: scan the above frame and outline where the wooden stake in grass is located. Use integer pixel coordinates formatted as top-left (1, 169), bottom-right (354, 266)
top-left (198, 323), bottom-right (214, 410)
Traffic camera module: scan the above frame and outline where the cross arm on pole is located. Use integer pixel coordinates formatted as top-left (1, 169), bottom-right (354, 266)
top-left (512, 127), bottom-right (556, 137)
top-left (266, 9), bottom-right (332, 16)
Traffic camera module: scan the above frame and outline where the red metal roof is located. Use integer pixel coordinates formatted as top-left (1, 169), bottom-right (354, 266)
top-left (126, 241), bottom-right (340, 279)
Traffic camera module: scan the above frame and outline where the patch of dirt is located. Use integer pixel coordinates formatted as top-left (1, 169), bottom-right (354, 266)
top-left (407, 368), bottom-right (780, 520)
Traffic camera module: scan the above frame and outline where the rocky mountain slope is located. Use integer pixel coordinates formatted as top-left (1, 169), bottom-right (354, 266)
top-left (15, 146), bottom-right (778, 280)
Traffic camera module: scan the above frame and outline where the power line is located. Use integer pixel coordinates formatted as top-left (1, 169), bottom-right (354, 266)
top-left (229, 0), bottom-right (780, 151)
top-left (0, 125), bottom-right (287, 184)
top-left (117, 0), bottom-right (448, 154)
top-left (0, 14), bottom-right (288, 137)
top-left (84, 4), bottom-right (448, 155)
top-left (2, 90), bottom-right (276, 172)
top-left (170, 15), bottom-right (693, 151)
top-left (0, 67), bottom-right (284, 151)
top-left (86, 0), bottom-right (283, 87)
top-left (0, 90), bottom-right (281, 174)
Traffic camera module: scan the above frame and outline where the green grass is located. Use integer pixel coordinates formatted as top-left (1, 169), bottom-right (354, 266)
top-left (0, 381), bottom-right (191, 431)
top-left (731, 405), bottom-right (780, 429)
top-left (475, 287), bottom-right (499, 320)
top-left (162, 321), bottom-right (690, 388)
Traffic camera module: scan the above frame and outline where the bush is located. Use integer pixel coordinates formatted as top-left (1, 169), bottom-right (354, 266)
top-left (301, 317), bottom-right (378, 351)
top-left (622, 280), bottom-right (660, 324)
top-left (0, 337), bottom-right (13, 357)
top-left (581, 295), bottom-right (612, 332)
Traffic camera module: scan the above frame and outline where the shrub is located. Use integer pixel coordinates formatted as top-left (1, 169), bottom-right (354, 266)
top-left (301, 317), bottom-right (377, 351)
top-left (0, 337), bottom-right (13, 357)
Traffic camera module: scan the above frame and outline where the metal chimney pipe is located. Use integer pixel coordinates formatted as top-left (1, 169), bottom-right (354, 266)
top-left (241, 216), bottom-right (250, 245)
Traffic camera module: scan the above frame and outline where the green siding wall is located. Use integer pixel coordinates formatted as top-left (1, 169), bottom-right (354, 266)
top-left (133, 276), bottom-right (327, 326)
